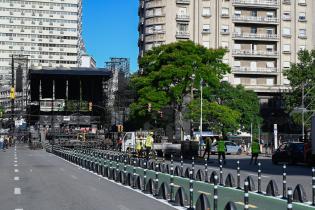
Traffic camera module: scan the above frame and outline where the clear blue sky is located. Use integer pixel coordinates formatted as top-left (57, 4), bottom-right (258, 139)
top-left (82, 1), bottom-right (139, 72)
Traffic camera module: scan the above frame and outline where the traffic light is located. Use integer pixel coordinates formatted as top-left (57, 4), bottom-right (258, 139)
top-left (88, 102), bottom-right (93, 111)
top-left (148, 103), bottom-right (152, 112)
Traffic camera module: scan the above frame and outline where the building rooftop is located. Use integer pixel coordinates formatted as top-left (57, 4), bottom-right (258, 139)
top-left (29, 67), bottom-right (111, 77)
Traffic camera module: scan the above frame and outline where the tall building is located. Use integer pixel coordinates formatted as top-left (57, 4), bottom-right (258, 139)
top-left (138, 0), bottom-right (314, 102)
top-left (0, 0), bottom-right (83, 87)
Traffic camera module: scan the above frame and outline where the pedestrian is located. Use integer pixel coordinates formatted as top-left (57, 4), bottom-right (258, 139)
top-left (3, 136), bottom-right (8, 151)
top-left (136, 140), bottom-right (142, 158)
top-left (202, 137), bottom-right (212, 160)
top-left (250, 139), bottom-right (260, 165)
top-left (145, 132), bottom-right (154, 160)
top-left (217, 138), bottom-right (226, 165)
top-left (0, 136), bottom-right (4, 152)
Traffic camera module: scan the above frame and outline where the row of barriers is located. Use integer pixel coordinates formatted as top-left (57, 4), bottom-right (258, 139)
top-left (50, 146), bottom-right (315, 210)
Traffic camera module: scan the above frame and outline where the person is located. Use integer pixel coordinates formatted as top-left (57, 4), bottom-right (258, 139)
top-left (117, 137), bottom-right (122, 152)
top-left (202, 137), bottom-right (212, 160)
top-left (250, 139), bottom-right (260, 165)
top-left (217, 138), bottom-right (226, 164)
top-left (3, 136), bottom-right (8, 151)
top-left (145, 132), bottom-right (154, 160)
top-left (136, 140), bottom-right (143, 158)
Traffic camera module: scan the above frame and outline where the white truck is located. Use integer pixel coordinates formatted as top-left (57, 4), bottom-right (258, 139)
top-left (121, 131), bottom-right (181, 155)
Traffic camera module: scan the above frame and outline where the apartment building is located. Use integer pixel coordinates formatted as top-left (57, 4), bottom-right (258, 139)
top-left (138, 0), bottom-right (314, 102)
top-left (0, 0), bottom-right (83, 87)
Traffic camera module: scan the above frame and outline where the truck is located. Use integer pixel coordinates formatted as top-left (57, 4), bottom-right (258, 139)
top-left (121, 131), bottom-right (199, 157)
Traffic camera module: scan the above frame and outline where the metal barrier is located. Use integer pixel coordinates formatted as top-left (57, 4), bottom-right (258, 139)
top-left (50, 146), bottom-right (315, 210)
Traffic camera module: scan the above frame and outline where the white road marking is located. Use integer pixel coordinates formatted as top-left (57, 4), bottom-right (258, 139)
top-left (14, 177), bottom-right (20, 181)
top-left (30, 169), bottom-right (33, 172)
top-left (14, 164), bottom-right (18, 167)
top-left (14, 160), bottom-right (18, 163)
top-left (71, 175), bottom-right (78, 180)
top-left (14, 169), bottom-right (19, 173)
top-left (15, 209), bottom-right (23, 210)
top-left (247, 173), bottom-right (270, 178)
top-left (14, 188), bottom-right (21, 195)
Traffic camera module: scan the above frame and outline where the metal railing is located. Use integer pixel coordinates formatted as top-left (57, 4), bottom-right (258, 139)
top-left (176, 0), bottom-right (190, 4)
top-left (232, 33), bottom-right (279, 40)
top-left (232, 15), bottom-right (279, 23)
top-left (232, 67), bottom-right (278, 73)
top-left (232, 49), bottom-right (279, 57)
top-left (175, 31), bottom-right (190, 39)
top-left (232, 0), bottom-right (279, 6)
top-left (176, 14), bottom-right (190, 21)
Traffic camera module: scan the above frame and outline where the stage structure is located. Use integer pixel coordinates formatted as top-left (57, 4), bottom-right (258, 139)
top-left (28, 68), bottom-right (112, 129)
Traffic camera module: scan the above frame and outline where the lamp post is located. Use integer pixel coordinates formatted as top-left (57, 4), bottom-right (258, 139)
top-left (200, 79), bottom-right (203, 146)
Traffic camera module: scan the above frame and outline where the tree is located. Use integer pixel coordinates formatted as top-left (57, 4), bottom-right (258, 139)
top-left (130, 41), bottom-right (230, 132)
top-left (284, 50), bottom-right (315, 129)
top-left (187, 99), bottom-right (241, 136)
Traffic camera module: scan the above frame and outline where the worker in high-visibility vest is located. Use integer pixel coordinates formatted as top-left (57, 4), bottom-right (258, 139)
top-left (217, 138), bottom-right (226, 165)
top-left (250, 139), bottom-right (260, 165)
top-left (145, 132), bottom-right (154, 160)
top-left (136, 140), bottom-right (142, 158)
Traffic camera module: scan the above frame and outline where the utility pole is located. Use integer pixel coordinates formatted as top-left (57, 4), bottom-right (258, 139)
top-left (200, 79), bottom-right (203, 145)
top-left (11, 55), bottom-right (15, 136)
top-left (302, 82), bottom-right (305, 140)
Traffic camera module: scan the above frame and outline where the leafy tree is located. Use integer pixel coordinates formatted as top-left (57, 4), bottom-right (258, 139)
top-left (187, 99), bottom-right (240, 136)
top-left (284, 50), bottom-right (315, 129)
top-left (130, 41), bottom-right (230, 131)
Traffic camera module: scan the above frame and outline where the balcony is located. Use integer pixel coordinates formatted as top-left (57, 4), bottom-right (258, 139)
top-left (232, 33), bottom-right (279, 41)
top-left (232, 49), bottom-right (279, 58)
top-left (232, 0), bottom-right (279, 8)
top-left (176, 14), bottom-right (190, 21)
top-left (232, 16), bottom-right (279, 24)
top-left (176, 31), bottom-right (190, 39)
top-left (176, 0), bottom-right (190, 4)
top-left (232, 67), bottom-right (278, 74)
top-left (146, 0), bottom-right (165, 9)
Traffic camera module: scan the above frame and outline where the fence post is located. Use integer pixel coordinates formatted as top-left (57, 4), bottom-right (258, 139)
top-left (258, 162), bottom-right (262, 194)
top-left (287, 187), bottom-right (293, 210)
top-left (220, 160), bottom-right (223, 186)
top-left (189, 169), bottom-right (194, 210)
top-left (214, 175), bottom-right (218, 210)
top-left (180, 155), bottom-right (184, 176)
top-left (133, 159), bottom-right (136, 188)
top-left (237, 160), bottom-right (241, 189)
top-left (170, 154), bottom-right (174, 202)
top-left (282, 164), bottom-right (287, 199)
top-left (143, 168), bottom-right (147, 192)
top-left (155, 171), bottom-right (159, 196)
top-left (192, 156), bottom-right (195, 179)
top-left (312, 167), bottom-right (315, 206)
top-left (244, 181), bottom-right (249, 210)
top-left (205, 158), bottom-right (208, 183)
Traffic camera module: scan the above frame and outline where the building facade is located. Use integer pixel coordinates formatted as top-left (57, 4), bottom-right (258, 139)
top-left (138, 0), bottom-right (314, 101)
top-left (0, 0), bottom-right (83, 87)
top-left (80, 54), bottom-right (96, 68)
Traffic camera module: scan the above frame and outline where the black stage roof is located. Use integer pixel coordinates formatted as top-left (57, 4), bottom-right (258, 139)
top-left (29, 67), bottom-right (112, 77)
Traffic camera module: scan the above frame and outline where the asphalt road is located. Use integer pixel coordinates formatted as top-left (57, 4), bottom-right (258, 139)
top-left (0, 145), bottom-right (179, 210)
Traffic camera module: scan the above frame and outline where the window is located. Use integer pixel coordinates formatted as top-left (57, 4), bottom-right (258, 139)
top-left (202, 41), bottom-right (209, 48)
top-left (177, 23), bottom-right (188, 31)
top-left (234, 77), bottom-right (241, 85)
top-left (299, 29), bottom-right (306, 38)
top-left (299, 45), bottom-right (306, 51)
top-left (234, 27), bottom-right (241, 34)
top-left (234, 61), bottom-right (241, 67)
top-left (283, 28), bottom-right (291, 36)
top-left (155, 8), bottom-right (162, 16)
top-left (266, 12), bottom-right (274, 17)
top-left (221, 25), bottom-right (229, 34)
top-left (298, 0), bottom-right (306, 5)
top-left (234, 44), bottom-right (241, 50)
top-left (221, 41), bottom-right (228, 49)
top-left (178, 7), bottom-right (187, 15)
top-left (250, 78), bottom-right (257, 85)
top-left (266, 78), bottom-right (274, 85)
top-left (202, 7), bottom-right (211, 17)
top-left (266, 45), bottom-right (274, 50)
top-left (266, 62), bottom-right (274, 68)
top-left (221, 8), bottom-right (229, 16)
top-left (283, 61), bottom-right (290, 68)
top-left (299, 12), bottom-right (306, 21)
top-left (251, 27), bottom-right (257, 34)
top-left (283, 11), bottom-right (291, 20)
top-left (283, 44), bottom-right (291, 52)
top-left (251, 10), bottom-right (257, 17)
top-left (234, 10), bottom-right (241, 16)
top-left (202, 24), bottom-right (210, 33)
top-left (266, 28), bottom-right (273, 35)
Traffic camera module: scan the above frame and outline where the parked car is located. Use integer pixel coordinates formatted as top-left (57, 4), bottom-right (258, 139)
top-left (272, 142), bottom-right (305, 165)
top-left (211, 141), bottom-right (242, 155)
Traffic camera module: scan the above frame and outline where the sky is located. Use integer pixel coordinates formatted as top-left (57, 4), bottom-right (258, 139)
top-left (82, 1), bottom-right (139, 72)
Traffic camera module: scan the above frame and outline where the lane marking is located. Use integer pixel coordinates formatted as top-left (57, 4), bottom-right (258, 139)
top-left (14, 188), bottom-right (21, 195)
top-left (15, 209), bottom-right (23, 210)
top-left (71, 175), bottom-right (78, 180)
top-left (14, 169), bottom-right (19, 173)
top-left (14, 164), bottom-right (18, 167)
top-left (235, 201), bottom-right (257, 208)
top-left (14, 160), bottom-right (18, 163)
top-left (30, 169), bottom-right (33, 172)
top-left (14, 177), bottom-right (20, 181)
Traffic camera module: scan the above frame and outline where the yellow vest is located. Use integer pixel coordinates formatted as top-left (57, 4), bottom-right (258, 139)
top-left (145, 136), bottom-right (153, 148)
top-left (136, 141), bottom-right (142, 151)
